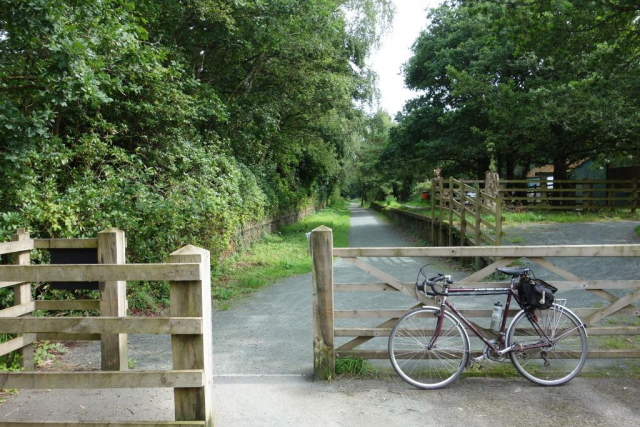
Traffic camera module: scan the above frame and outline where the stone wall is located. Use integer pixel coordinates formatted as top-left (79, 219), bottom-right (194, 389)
top-left (224, 202), bottom-right (325, 259)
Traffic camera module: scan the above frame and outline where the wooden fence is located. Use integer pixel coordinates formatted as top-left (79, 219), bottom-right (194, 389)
top-left (310, 226), bottom-right (640, 379)
top-left (431, 177), bottom-right (503, 246)
top-left (499, 178), bottom-right (638, 211)
top-left (0, 228), bottom-right (213, 426)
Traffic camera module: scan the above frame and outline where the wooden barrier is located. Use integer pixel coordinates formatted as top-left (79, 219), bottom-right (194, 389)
top-left (431, 177), bottom-right (503, 248)
top-left (310, 229), bottom-right (640, 378)
top-left (499, 178), bottom-right (639, 211)
top-left (0, 230), bottom-right (214, 426)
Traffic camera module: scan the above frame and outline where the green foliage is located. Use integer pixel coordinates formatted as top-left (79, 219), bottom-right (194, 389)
top-left (0, 0), bottom-right (393, 310)
top-left (367, 0), bottom-right (640, 184)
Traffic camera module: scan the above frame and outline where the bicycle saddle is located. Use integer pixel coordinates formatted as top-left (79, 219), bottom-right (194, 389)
top-left (495, 267), bottom-right (530, 276)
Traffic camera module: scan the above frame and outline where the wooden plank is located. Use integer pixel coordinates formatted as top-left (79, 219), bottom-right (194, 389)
top-left (335, 280), bottom-right (640, 291)
top-left (98, 228), bottom-right (128, 371)
top-left (0, 281), bottom-right (23, 289)
top-left (35, 300), bottom-right (101, 311)
top-left (530, 257), bottom-right (619, 303)
top-left (0, 301), bottom-right (35, 317)
top-left (335, 326), bottom-right (640, 337)
top-left (310, 227), bottom-right (335, 381)
top-left (480, 217), bottom-right (496, 231)
top-left (33, 238), bottom-right (98, 249)
top-left (586, 287), bottom-right (640, 325)
top-left (0, 317), bottom-right (202, 334)
top-left (169, 245), bottom-right (214, 426)
top-left (525, 205), bottom-right (635, 210)
top-left (13, 228), bottom-right (34, 370)
top-left (460, 258), bottom-right (517, 283)
top-left (340, 258), bottom-right (414, 299)
top-left (6, 422), bottom-right (205, 427)
top-left (334, 307), bottom-right (640, 319)
top-left (502, 187), bottom-right (635, 194)
top-left (0, 335), bottom-right (37, 357)
top-left (334, 282), bottom-right (401, 292)
top-left (0, 263), bottom-right (201, 282)
top-left (502, 196), bottom-right (634, 201)
top-left (0, 238), bottom-right (34, 255)
top-left (337, 349), bottom-right (640, 359)
top-left (0, 370), bottom-right (204, 389)
top-left (36, 333), bottom-right (101, 341)
top-left (333, 244), bottom-right (640, 258)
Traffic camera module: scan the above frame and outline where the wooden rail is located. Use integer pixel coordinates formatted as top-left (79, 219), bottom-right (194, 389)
top-left (0, 229), bottom-right (214, 426)
top-left (430, 177), bottom-right (503, 250)
top-left (309, 227), bottom-right (640, 379)
top-left (499, 177), bottom-right (638, 211)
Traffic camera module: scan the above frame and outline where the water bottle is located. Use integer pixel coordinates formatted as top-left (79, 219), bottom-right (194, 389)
top-left (490, 301), bottom-right (503, 332)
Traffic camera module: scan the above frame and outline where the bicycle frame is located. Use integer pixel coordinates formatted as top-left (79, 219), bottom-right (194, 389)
top-left (429, 275), bottom-right (553, 356)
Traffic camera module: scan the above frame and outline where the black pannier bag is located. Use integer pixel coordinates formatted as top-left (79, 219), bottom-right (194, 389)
top-left (520, 278), bottom-right (558, 310)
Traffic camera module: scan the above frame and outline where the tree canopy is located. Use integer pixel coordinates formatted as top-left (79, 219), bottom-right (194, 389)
top-left (0, 0), bottom-right (393, 261)
top-left (368, 0), bottom-right (639, 201)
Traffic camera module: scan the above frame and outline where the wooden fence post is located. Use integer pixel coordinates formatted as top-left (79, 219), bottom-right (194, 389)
top-left (474, 184), bottom-right (482, 270)
top-left (495, 196), bottom-right (503, 246)
top-left (98, 228), bottom-right (128, 371)
top-left (430, 178), bottom-right (436, 246)
top-left (12, 228), bottom-right (34, 370)
top-left (311, 226), bottom-right (334, 380)
top-left (583, 180), bottom-right (590, 212)
top-left (448, 177), bottom-right (454, 246)
top-left (460, 186), bottom-right (466, 247)
top-left (170, 245), bottom-right (214, 426)
top-left (632, 178), bottom-right (637, 214)
top-left (438, 180), bottom-right (445, 247)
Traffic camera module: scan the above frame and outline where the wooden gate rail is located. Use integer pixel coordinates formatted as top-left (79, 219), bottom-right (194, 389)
top-left (430, 177), bottom-right (503, 248)
top-left (0, 234), bottom-right (214, 426)
top-left (310, 225), bottom-right (640, 379)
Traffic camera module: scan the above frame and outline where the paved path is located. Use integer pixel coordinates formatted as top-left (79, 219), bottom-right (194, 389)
top-left (1, 205), bottom-right (639, 426)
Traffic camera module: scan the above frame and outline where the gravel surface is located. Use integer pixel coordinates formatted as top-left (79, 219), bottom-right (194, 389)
top-left (1, 205), bottom-right (638, 426)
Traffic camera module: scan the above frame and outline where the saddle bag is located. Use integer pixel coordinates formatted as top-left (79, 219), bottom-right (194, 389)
top-left (520, 278), bottom-right (558, 310)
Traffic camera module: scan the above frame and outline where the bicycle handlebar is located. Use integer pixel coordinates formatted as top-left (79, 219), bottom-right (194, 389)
top-left (417, 273), bottom-right (453, 296)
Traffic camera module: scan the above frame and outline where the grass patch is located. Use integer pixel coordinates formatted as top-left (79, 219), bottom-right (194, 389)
top-left (591, 335), bottom-right (640, 350)
top-left (636, 225), bottom-right (640, 237)
top-left (502, 209), bottom-right (639, 225)
top-left (335, 357), bottom-right (378, 378)
top-left (211, 200), bottom-right (351, 308)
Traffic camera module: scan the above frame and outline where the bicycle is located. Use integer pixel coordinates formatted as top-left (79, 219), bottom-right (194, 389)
top-left (388, 267), bottom-right (588, 389)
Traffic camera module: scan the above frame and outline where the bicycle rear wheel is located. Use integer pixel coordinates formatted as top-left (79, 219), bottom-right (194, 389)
top-left (507, 305), bottom-right (587, 386)
top-left (388, 307), bottom-right (469, 389)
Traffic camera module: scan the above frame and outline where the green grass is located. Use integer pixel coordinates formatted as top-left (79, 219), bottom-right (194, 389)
top-left (335, 357), bottom-right (378, 378)
top-left (502, 209), bottom-right (639, 225)
top-left (211, 200), bottom-right (351, 308)
top-left (635, 225), bottom-right (640, 237)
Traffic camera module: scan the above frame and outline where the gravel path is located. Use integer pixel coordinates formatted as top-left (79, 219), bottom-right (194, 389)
top-left (1, 205), bottom-right (638, 426)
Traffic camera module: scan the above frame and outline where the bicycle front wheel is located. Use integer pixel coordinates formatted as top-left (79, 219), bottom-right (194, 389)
top-left (507, 305), bottom-right (587, 386)
top-left (388, 307), bottom-right (469, 389)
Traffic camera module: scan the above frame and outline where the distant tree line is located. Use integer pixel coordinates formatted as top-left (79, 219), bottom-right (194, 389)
top-left (349, 0), bottom-right (639, 203)
top-left (0, 0), bottom-right (392, 261)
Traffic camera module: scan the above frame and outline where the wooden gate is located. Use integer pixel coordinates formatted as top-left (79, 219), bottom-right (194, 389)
top-left (0, 229), bottom-right (213, 426)
top-left (310, 226), bottom-right (640, 379)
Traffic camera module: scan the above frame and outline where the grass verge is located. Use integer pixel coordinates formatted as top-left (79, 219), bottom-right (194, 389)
top-left (335, 357), bottom-right (378, 378)
top-left (212, 200), bottom-right (351, 309)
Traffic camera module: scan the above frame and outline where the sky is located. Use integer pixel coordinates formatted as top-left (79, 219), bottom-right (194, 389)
top-left (368, 0), bottom-right (442, 118)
